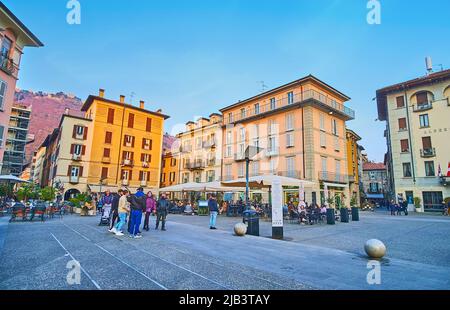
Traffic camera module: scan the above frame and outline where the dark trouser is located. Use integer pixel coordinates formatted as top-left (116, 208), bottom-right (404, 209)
top-left (130, 210), bottom-right (143, 236)
top-left (143, 212), bottom-right (151, 230)
top-left (155, 212), bottom-right (167, 230)
top-left (109, 209), bottom-right (119, 229)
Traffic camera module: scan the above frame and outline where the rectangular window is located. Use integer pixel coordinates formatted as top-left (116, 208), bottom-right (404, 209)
top-left (239, 127), bottom-right (246, 142)
top-left (171, 158), bottom-right (177, 167)
top-left (240, 108), bottom-right (246, 119)
top-left (141, 153), bottom-right (151, 163)
top-left (396, 96), bottom-right (405, 108)
top-left (228, 112), bottom-right (233, 123)
top-left (331, 119), bottom-right (337, 135)
top-left (398, 118), bottom-right (407, 131)
top-left (422, 191), bottom-right (444, 211)
top-left (416, 92), bottom-right (428, 105)
top-left (128, 113), bottom-right (134, 128)
top-left (286, 132), bottom-right (294, 148)
top-left (142, 138), bottom-right (152, 150)
top-left (287, 92), bottom-right (294, 104)
top-left (400, 139), bottom-right (409, 153)
top-left (107, 108), bottom-right (115, 124)
top-left (334, 136), bottom-right (340, 151)
top-left (226, 145), bottom-right (232, 158)
top-left (251, 161), bottom-right (259, 176)
top-left (403, 163), bottom-right (412, 178)
top-left (124, 135), bottom-right (134, 147)
top-left (103, 148), bottom-right (110, 158)
top-left (270, 98), bottom-right (276, 110)
top-left (226, 131), bottom-right (232, 145)
top-left (121, 170), bottom-right (131, 181)
top-left (101, 167), bottom-right (108, 180)
top-left (422, 136), bottom-right (432, 149)
top-left (225, 164), bottom-right (232, 179)
top-left (320, 131), bottom-right (326, 148)
top-left (419, 114), bottom-right (429, 128)
top-left (146, 118), bottom-right (152, 132)
top-left (425, 161), bottom-right (435, 177)
top-left (105, 131), bottom-right (112, 144)
top-left (286, 114), bottom-right (294, 131)
top-left (0, 80), bottom-right (6, 110)
top-left (320, 114), bottom-right (325, 131)
top-left (321, 157), bottom-right (327, 172)
top-left (335, 159), bottom-right (341, 176)
top-left (254, 103), bottom-right (260, 114)
top-left (286, 157), bottom-right (295, 177)
top-left (0, 125), bottom-right (4, 147)
top-left (195, 137), bottom-right (202, 149)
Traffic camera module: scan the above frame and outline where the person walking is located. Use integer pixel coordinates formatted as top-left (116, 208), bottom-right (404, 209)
top-left (127, 187), bottom-right (146, 239)
top-left (155, 193), bottom-right (170, 231)
top-left (109, 190), bottom-right (122, 232)
top-left (112, 190), bottom-right (130, 236)
top-left (208, 194), bottom-right (219, 230)
top-left (143, 191), bottom-right (156, 231)
top-left (390, 200), bottom-right (396, 216)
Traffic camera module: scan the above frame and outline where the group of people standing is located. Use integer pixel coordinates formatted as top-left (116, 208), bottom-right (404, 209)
top-left (98, 188), bottom-right (171, 239)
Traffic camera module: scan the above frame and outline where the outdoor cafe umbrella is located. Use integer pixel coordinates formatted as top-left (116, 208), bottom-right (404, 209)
top-left (0, 174), bottom-right (30, 183)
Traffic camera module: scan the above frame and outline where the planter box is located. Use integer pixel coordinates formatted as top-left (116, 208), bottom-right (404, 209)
top-left (75, 208), bottom-right (81, 214)
top-left (88, 210), bottom-right (96, 216)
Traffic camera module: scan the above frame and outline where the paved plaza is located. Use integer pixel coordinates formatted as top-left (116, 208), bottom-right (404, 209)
top-left (0, 211), bottom-right (449, 290)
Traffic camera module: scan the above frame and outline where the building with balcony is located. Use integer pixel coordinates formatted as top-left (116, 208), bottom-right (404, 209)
top-left (174, 114), bottom-right (223, 184)
top-left (0, 2), bottom-right (43, 173)
top-left (30, 143), bottom-right (46, 185)
top-left (81, 90), bottom-right (169, 194)
top-left (220, 74), bottom-right (355, 205)
top-left (346, 129), bottom-right (362, 206)
top-left (361, 162), bottom-right (388, 204)
top-left (376, 68), bottom-right (450, 212)
top-left (160, 151), bottom-right (179, 188)
top-left (1, 104), bottom-right (31, 175)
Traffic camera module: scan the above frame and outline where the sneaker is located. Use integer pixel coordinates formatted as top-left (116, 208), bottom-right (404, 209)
top-left (108, 228), bottom-right (114, 233)
top-left (134, 235), bottom-right (142, 239)
top-left (110, 228), bottom-right (117, 234)
top-left (211, 227), bottom-right (217, 230)
top-left (162, 228), bottom-right (166, 231)
top-left (115, 231), bottom-right (124, 236)
top-left (129, 235), bottom-right (134, 238)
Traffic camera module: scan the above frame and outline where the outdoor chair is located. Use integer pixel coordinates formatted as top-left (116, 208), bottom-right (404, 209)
top-left (9, 205), bottom-right (27, 222)
top-left (49, 205), bottom-right (64, 219)
top-left (30, 206), bottom-right (47, 222)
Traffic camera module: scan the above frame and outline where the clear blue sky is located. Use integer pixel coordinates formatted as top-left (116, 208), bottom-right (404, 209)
top-left (5, 0), bottom-right (450, 162)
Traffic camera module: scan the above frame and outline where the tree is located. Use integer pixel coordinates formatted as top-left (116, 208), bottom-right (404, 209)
top-left (39, 186), bottom-right (56, 202)
top-left (16, 183), bottom-right (39, 202)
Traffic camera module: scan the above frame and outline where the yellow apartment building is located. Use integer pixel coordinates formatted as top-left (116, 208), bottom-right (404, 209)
top-left (30, 144), bottom-right (46, 185)
top-left (377, 68), bottom-right (450, 212)
top-left (174, 114), bottom-right (223, 184)
top-left (80, 89), bottom-right (169, 194)
top-left (220, 74), bottom-right (355, 206)
top-left (50, 114), bottom-right (92, 200)
top-left (346, 128), bottom-right (362, 205)
top-left (160, 151), bottom-right (179, 188)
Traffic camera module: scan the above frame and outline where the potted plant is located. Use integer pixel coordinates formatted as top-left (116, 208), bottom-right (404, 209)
top-left (414, 197), bottom-right (422, 213)
top-left (350, 195), bottom-right (360, 221)
top-left (325, 196), bottom-right (335, 225)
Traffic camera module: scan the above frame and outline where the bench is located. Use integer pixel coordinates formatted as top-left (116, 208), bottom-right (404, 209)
top-left (30, 206), bottom-right (47, 222)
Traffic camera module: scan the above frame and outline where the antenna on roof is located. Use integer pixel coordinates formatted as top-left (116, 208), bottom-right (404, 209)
top-left (129, 92), bottom-right (136, 104)
top-left (258, 81), bottom-right (268, 93)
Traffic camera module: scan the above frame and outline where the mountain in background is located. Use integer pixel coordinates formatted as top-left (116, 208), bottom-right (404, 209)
top-left (14, 89), bottom-right (84, 164)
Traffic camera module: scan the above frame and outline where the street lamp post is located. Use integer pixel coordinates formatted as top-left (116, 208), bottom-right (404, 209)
top-left (243, 146), bottom-right (264, 210)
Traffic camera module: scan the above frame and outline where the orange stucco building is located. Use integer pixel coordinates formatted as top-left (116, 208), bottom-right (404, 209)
top-left (220, 75), bottom-right (355, 205)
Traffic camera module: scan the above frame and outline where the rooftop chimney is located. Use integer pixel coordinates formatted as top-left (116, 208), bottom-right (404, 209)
top-left (156, 109), bottom-right (162, 113)
top-left (120, 95), bottom-right (125, 103)
top-left (99, 88), bottom-right (105, 98)
top-left (64, 108), bottom-right (70, 115)
top-left (426, 56), bottom-right (433, 75)
top-left (139, 100), bottom-right (145, 109)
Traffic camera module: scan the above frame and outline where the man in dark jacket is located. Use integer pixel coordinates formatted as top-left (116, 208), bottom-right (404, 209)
top-left (127, 187), bottom-right (146, 238)
top-left (208, 194), bottom-right (219, 230)
top-left (109, 190), bottom-right (122, 231)
top-left (156, 193), bottom-right (170, 231)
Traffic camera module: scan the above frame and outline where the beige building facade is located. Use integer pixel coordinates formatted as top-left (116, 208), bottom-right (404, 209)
top-left (377, 69), bottom-right (450, 212)
top-left (174, 114), bottom-right (223, 184)
top-left (220, 75), bottom-right (355, 205)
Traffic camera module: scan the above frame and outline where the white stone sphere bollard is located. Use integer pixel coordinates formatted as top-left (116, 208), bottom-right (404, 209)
top-left (364, 239), bottom-right (386, 259)
top-left (234, 223), bottom-right (247, 236)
